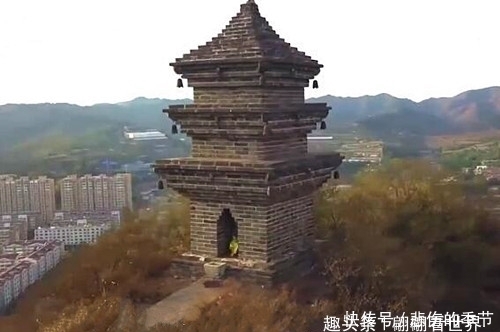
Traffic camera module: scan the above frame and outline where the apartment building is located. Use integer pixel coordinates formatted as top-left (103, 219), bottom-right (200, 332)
top-left (0, 254), bottom-right (18, 269)
top-left (112, 173), bottom-right (133, 210)
top-left (34, 224), bottom-right (108, 246)
top-left (60, 173), bottom-right (133, 212)
top-left (0, 277), bottom-right (12, 312)
top-left (60, 174), bottom-right (78, 212)
top-left (3, 213), bottom-right (41, 231)
top-left (52, 209), bottom-right (121, 223)
top-left (3, 240), bottom-right (53, 255)
top-left (0, 216), bottom-right (28, 247)
top-left (0, 240), bottom-right (62, 314)
top-left (34, 210), bottom-right (121, 247)
top-left (0, 175), bottom-right (56, 222)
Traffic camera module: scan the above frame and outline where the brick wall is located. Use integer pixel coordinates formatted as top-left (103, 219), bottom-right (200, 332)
top-left (265, 194), bottom-right (315, 261)
top-left (190, 193), bottom-right (315, 262)
top-left (191, 137), bottom-right (307, 160)
top-left (193, 87), bottom-right (304, 105)
top-left (190, 200), bottom-right (266, 260)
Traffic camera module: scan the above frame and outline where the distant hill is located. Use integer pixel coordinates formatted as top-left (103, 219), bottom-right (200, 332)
top-left (312, 86), bottom-right (500, 137)
top-left (1, 86), bottom-right (500, 154)
top-left (419, 87), bottom-right (500, 131)
top-left (308, 93), bottom-right (417, 125)
top-left (0, 98), bottom-right (190, 154)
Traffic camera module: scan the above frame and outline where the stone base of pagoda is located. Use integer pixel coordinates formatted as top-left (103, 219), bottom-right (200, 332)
top-left (169, 249), bottom-right (316, 287)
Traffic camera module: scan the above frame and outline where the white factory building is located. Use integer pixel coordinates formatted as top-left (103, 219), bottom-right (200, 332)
top-left (123, 129), bottom-right (167, 141)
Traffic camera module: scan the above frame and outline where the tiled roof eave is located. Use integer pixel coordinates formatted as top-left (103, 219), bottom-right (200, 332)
top-left (170, 56), bottom-right (322, 70)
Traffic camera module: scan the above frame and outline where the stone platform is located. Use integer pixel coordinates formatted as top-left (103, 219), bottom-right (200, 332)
top-left (141, 278), bottom-right (232, 329)
top-left (170, 249), bottom-right (316, 287)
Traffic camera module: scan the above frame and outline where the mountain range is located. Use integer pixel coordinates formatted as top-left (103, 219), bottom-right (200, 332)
top-left (1, 86), bottom-right (500, 154)
top-left (310, 86), bottom-right (500, 136)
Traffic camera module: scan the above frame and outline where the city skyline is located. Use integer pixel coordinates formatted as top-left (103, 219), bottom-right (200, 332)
top-left (60, 173), bottom-right (133, 212)
top-left (0, 173), bottom-right (133, 219)
top-left (1, 0), bottom-right (499, 105)
top-left (0, 175), bottom-right (55, 222)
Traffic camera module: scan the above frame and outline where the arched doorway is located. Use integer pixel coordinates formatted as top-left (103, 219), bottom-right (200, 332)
top-left (217, 208), bottom-right (238, 257)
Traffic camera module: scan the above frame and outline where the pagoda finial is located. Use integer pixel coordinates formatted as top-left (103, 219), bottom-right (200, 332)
top-left (242, 0), bottom-right (258, 14)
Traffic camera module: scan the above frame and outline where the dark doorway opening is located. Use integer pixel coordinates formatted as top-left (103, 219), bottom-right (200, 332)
top-left (217, 208), bottom-right (238, 257)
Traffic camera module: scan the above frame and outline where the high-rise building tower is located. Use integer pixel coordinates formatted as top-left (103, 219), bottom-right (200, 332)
top-left (0, 175), bottom-right (55, 221)
top-left (111, 173), bottom-right (133, 211)
top-left (60, 174), bottom-right (78, 212)
top-left (59, 173), bottom-right (133, 212)
top-left (77, 174), bottom-right (95, 211)
top-left (32, 176), bottom-right (56, 221)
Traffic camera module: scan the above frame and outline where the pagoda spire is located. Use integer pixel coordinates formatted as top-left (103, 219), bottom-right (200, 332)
top-left (171, 0), bottom-right (319, 72)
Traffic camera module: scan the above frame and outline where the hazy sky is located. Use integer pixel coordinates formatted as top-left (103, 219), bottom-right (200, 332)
top-left (0, 0), bottom-right (499, 106)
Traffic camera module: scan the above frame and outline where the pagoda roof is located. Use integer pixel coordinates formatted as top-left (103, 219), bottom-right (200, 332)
top-left (171, 0), bottom-right (321, 69)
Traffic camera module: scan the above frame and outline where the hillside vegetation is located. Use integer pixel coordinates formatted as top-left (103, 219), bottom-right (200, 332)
top-left (0, 160), bottom-right (499, 332)
top-left (311, 86), bottom-right (500, 133)
top-left (441, 141), bottom-right (500, 170)
top-left (0, 98), bottom-right (189, 155)
top-left (2, 86), bottom-right (500, 159)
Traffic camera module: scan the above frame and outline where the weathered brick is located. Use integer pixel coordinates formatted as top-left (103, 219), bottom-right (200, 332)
top-left (191, 137), bottom-right (308, 160)
top-left (193, 87), bottom-right (305, 105)
top-left (154, 0), bottom-right (343, 283)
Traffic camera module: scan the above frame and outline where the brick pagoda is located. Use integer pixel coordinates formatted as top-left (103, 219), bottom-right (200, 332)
top-left (154, 0), bottom-right (343, 285)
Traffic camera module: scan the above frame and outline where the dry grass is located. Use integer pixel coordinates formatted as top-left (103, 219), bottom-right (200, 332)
top-left (0, 198), bottom-right (190, 332)
top-left (149, 283), bottom-right (327, 332)
top-left (1, 161), bottom-right (500, 332)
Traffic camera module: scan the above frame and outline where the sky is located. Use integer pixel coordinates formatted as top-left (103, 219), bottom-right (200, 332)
top-left (0, 0), bottom-right (499, 106)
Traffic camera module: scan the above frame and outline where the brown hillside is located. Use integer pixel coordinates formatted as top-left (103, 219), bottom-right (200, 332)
top-left (0, 160), bottom-right (499, 332)
top-left (421, 86), bottom-right (500, 130)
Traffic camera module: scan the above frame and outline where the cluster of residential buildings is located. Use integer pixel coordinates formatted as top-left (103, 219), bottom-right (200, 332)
top-left (0, 173), bottom-right (131, 248)
top-left (0, 173), bottom-right (144, 314)
top-left (34, 210), bottom-right (121, 247)
top-left (0, 212), bottom-right (121, 312)
top-left (0, 214), bottom-right (37, 246)
top-left (0, 210), bottom-right (121, 248)
top-left (306, 136), bottom-right (384, 164)
top-left (0, 175), bottom-right (56, 223)
top-left (59, 173), bottom-right (132, 211)
top-left (0, 173), bottom-right (132, 219)
top-left (0, 240), bottom-right (63, 314)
